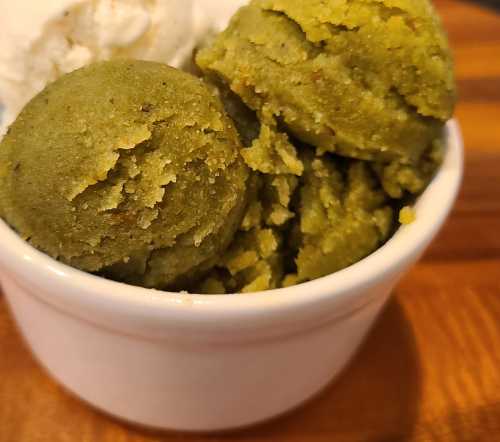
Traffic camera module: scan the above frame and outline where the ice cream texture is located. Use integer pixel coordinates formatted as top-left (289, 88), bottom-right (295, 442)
top-left (196, 154), bottom-right (394, 294)
top-left (192, 0), bottom-right (455, 292)
top-left (0, 61), bottom-right (249, 288)
top-left (0, 0), bottom-right (456, 293)
top-left (196, 0), bottom-right (456, 198)
top-left (0, 0), bottom-right (198, 136)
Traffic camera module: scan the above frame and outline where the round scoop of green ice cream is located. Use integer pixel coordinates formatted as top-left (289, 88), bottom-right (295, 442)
top-left (0, 60), bottom-right (249, 289)
top-left (196, 0), bottom-right (456, 165)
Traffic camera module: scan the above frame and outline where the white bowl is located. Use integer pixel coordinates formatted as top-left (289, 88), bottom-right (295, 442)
top-left (0, 120), bottom-right (463, 432)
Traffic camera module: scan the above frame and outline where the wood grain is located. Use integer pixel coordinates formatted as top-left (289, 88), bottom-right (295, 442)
top-left (1, 1), bottom-right (500, 441)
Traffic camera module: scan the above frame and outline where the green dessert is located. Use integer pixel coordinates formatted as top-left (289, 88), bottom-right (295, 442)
top-left (196, 0), bottom-right (455, 197)
top-left (0, 0), bottom-right (455, 293)
top-left (196, 154), bottom-right (394, 293)
top-left (191, 0), bottom-right (455, 292)
top-left (0, 60), bottom-right (249, 288)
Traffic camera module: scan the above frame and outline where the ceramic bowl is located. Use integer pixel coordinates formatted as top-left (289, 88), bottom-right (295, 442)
top-left (0, 120), bottom-right (463, 432)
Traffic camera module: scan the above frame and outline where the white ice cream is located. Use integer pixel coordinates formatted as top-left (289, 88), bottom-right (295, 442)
top-left (0, 0), bottom-right (250, 136)
top-left (0, 0), bottom-right (198, 135)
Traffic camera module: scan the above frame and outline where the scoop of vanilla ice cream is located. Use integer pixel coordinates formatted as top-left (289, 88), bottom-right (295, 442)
top-left (0, 0), bottom-right (196, 135)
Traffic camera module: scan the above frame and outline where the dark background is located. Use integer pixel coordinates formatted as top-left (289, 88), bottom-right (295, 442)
top-left (470, 0), bottom-right (500, 11)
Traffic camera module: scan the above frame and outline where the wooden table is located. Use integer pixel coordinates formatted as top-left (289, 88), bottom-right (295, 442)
top-left (1, 1), bottom-right (499, 441)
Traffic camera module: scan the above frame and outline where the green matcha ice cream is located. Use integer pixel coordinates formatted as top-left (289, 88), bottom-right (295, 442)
top-left (0, 60), bottom-right (249, 288)
top-left (197, 0), bottom-right (456, 197)
top-left (191, 0), bottom-right (455, 292)
top-left (0, 0), bottom-right (456, 293)
top-left (196, 154), bottom-right (395, 294)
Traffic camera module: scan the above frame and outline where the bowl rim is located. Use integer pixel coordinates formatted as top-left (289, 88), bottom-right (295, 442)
top-left (0, 120), bottom-right (463, 318)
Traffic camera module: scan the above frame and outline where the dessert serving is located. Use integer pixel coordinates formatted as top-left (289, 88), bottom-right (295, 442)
top-left (0, 61), bottom-right (249, 289)
top-left (0, 0), bottom-right (463, 432)
top-left (0, 0), bottom-right (456, 293)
